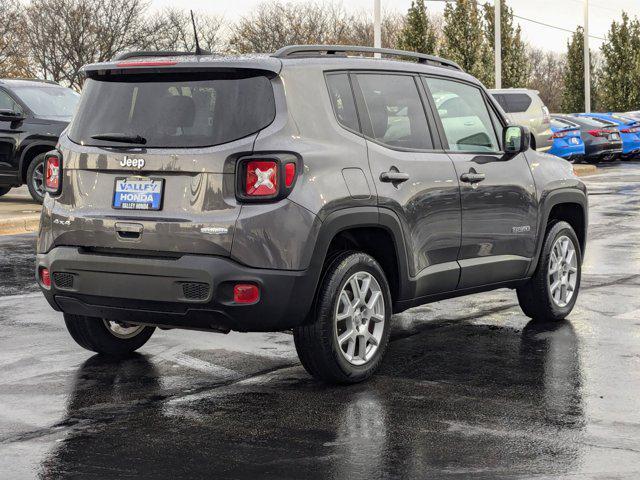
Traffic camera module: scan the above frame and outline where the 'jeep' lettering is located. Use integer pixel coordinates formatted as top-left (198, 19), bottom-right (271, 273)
top-left (120, 155), bottom-right (145, 169)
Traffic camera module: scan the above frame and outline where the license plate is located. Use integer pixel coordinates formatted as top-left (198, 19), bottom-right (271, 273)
top-left (570, 137), bottom-right (579, 144)
top-left (610, 133), bottom-right (620, 140)
top-left (113, 177), bottom-right (164, 210)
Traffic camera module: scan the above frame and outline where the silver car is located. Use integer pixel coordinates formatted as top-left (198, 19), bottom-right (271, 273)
top-left (489, 88), bottom-right (553, 152)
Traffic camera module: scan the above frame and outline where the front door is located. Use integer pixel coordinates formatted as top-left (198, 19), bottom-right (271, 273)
top-left (423, 76), bottom-right (538, 289)
top-left (352, 72), bottom-right (462, 297)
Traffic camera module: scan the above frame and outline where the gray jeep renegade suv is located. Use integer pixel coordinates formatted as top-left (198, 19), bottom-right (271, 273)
top-left (36, 46), bottom-right (588, 384)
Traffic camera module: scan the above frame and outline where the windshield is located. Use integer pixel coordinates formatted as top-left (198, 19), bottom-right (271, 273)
top-left (68, 74), bottom-right (276, 148)
top-left (12, 85), bottom-right (79, 119)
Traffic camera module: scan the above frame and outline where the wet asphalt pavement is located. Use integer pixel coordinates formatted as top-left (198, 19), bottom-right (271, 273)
top-left (1, 163), bottom-right (640, 479)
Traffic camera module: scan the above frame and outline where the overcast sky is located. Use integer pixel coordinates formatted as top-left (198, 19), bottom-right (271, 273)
top-left (150, 0), bottom-right (640, 53)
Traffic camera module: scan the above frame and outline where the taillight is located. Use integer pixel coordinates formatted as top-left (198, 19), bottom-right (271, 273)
top-left (552, 131), bottom-right (568, 139)
top-left (588, 129), bottom-right (610, 137)
top-left (620, 127), bottom-right (640, 133)
top-left (237, 155), bottom-right (299, 202)
top-left (246, 160), bottom-right (278, 196)
top-left (44, 152), bottom-right (62, 194)
top-left (542, 106), bottom-right (551, 124)
top-left (39, 267), bottom-right (51, 289)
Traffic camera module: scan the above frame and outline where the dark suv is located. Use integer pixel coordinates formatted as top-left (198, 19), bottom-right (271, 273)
top-left (0, 79), bottom-right (79, 202)
top-left (36, 46), bottom-right (588, 384)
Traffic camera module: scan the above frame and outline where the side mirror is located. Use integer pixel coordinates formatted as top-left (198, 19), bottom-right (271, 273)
top-left (503, 125), bottom-right (530, 154)
top-left (0, 109), bottom-right (25, 122)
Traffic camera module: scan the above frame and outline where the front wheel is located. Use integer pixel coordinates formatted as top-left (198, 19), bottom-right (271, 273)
top-left (517, 221), bottom-right (582, 321)
top-left (293, 252), bottom-right (392, 384)
top-left (64, 314), bottom-right (155, 356)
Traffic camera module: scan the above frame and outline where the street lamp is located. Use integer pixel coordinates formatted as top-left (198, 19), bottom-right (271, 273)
top-left (374, 0), bottom-right (381, 57)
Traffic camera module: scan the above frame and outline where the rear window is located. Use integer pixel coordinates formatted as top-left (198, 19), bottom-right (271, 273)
top-left (491, 93), bottom-right (532, 113)
top-left (69, 74), bottom-right (275, 148)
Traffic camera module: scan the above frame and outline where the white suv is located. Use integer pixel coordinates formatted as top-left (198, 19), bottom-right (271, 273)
top-left (490, 88), bottom-right (553, 152)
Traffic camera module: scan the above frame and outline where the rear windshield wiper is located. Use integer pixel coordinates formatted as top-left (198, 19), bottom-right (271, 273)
top-left (90, 133), bottom-right (147, 145)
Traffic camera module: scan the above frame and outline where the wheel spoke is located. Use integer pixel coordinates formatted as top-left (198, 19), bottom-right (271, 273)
top-left (367, 332), bottom-right (379, 347)
top-left (349, 277), bottom-right (362, 306)
top-left (370, 313), bottom-right (385, 323)
top-left (359, 275), bottom-right (371, 301)
top-left (550, 280), bottom-right (560, 294)
top-left (345, 337), bottom-right (356, 359)
top-left (366, 291), bottom-right (382, 311)
top-left (338, 329), bottom-right (353, 346)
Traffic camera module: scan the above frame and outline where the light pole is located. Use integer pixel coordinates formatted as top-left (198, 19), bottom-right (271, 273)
top-left (495, 0), bottom-right (501, 89)
top-left (584, 0), bottom-right (591, 112)
top-left (374, 0), bottom-right (382, 57)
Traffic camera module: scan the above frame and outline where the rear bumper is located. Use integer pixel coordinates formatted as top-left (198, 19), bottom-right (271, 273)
top-left (37, 247), bottom-right (318, 332)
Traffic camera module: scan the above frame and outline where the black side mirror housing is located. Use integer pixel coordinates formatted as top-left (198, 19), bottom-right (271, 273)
top-left (0, 109), bottom-right (25, 122)
top-left (503, 125), bottom-right (530, 154)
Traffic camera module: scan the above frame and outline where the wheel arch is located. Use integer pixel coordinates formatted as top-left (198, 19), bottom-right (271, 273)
top-left (527, 188), bottom-right (588, 277)
top-left (307, 207), bottom-right (412, 313)
top-left (19, 142), bottom-right (57, 183)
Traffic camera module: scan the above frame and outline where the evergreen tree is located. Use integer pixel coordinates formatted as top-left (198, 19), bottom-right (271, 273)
top-left (483, 0), bottom-right (528, 88)
top-left (598, 12), bottom-right (640, 112)
top-left (561, 27), bottom-right (597, 113)
top-left (397, 0), bottom-right (437, 55)
top-left (440, 0), bottom-right (492, 85)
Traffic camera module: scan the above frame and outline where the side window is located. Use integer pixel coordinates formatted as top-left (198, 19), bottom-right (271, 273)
top-left (425, 77), bottom-right (500, 153)
top-left (507, 93), bottom-right (533, 113)
top-left (326, 74), bottom-right (360, 133)
top-left (0, 90), bottom-right (20, 113)
top-left (356, 74), bottom-right (433, 150)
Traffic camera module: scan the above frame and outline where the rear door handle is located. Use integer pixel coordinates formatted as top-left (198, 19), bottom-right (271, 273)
top-left (380, 171), bottom-right (410, 183)
top-left (460, 172), bottom-right (486, 184)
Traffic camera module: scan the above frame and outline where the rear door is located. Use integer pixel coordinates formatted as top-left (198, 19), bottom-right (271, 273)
top-left (54, 72), bottom-right (276, 255)
top-left (352, 72), bottom-right (461, 296)
top-left (423, 76), bottom-right (538, 289)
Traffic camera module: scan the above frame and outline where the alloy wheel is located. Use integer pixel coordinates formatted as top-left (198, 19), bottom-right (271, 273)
top-left (103, 320), bottom-right (145, 339)
top-left (548, 235), bottom-right (578, 308)
top-left (334, 271), bottom-right (385, 366)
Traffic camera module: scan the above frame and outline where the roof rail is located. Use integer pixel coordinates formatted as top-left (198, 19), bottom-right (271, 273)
top-left (113, 50), bottom-right (211, 61)
top-left (272, 45), bottom-right (462, 71)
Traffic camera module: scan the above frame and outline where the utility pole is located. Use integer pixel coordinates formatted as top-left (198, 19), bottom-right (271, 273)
top-left (374, 0), bottom-right (381, 58)
top-left (495, 0), bottom-right (501, 89)
top-left (584, 0), bottom-right (591, 112)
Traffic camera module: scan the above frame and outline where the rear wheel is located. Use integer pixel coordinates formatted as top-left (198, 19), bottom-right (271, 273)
top-left (26, 153), bottom-right (47, 204)
top-left (64, 314), bottom-right (155, 356)
top-left (0, 187), bottom-right (10, 197)
top-left (293, 252), bottom-right (392, 384)
top-left (517, 221), bottom-right (581, 321)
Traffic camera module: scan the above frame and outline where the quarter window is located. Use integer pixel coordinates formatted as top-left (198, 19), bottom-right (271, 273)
top-left (356, 74), bottom-right (433, 150)
top-left (326, 74), bottom-right (360, 132)
top-left (425, 78), bottom-right (500, 153)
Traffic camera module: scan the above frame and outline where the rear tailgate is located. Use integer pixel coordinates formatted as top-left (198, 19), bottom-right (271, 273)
top-left (46, 66), bottom-right (278, 256)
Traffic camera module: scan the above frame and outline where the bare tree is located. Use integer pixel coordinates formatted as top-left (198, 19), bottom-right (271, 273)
top-left (22, 0), bottom-right (148, 89)
top-left (143, 8), bottom-right (226, 53)
top-left (526, 46), bottom-right (567, 112)
top-left (228, 1), bottom-right (405, 54)
top-left (0, 0), bottom-right (31, 78)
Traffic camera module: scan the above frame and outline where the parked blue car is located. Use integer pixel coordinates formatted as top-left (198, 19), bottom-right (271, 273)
top-left (576, 113), bottom-right (640, 158)
top-left (548, 118), bottom-right (585, 161)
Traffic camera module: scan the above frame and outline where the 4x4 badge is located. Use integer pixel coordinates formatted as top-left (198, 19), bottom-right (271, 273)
top-left (120, 155), bottom-right (145, 169)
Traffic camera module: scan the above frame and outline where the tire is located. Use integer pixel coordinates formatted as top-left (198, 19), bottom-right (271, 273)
top-left (530, 134), bottom-right (537, 151)
top-left (293, 251), bottom-right (392, 384)
top-left (26, 153), bottom-right (47, 204)
top-left (64, 314), bottom-right (155, 356)
top-left (517, 221), bottom-right (582, 322)
top-left (0, 187), bottom-right (11, 197)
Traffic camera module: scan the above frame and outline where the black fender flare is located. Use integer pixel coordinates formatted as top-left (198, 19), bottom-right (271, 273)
top-left (301, 206), bottom-right (412, 313)
top-left (526, 188), bottom-right (588, 277)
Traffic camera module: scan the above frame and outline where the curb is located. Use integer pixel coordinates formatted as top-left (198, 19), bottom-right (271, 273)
top-left (0, 215), bottom-right (40, 235)
top-left (573, 164), bottom-right (597, 177)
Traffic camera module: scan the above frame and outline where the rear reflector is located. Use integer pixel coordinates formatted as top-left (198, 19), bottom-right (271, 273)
top-left (246, 161), bottom-right (278, 196)
top-left (45, 153), bottom-right (61, 193)
top-left (39, 267), bottom-right (51, 288)
top-left (233, 284), bottom-right (259, 304)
